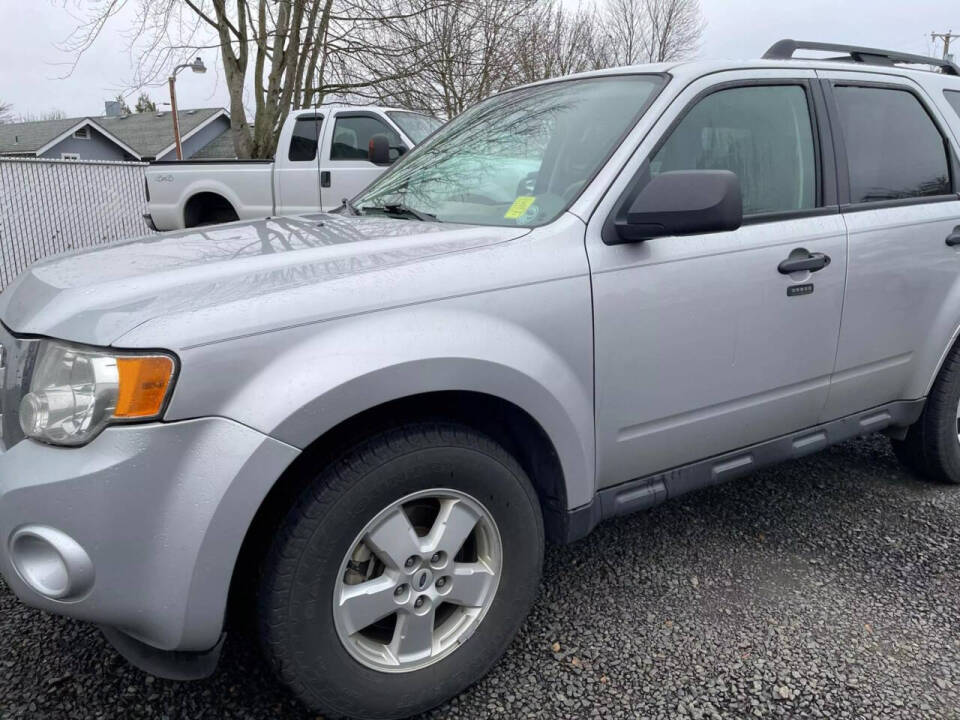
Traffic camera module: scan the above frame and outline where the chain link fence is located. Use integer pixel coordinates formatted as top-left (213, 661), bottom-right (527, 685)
top-left (0, 157), bottom-right (158, 289)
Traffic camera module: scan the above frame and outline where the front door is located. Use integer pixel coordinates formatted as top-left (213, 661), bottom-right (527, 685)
top-left (587, 71), bottom-right (847, 488)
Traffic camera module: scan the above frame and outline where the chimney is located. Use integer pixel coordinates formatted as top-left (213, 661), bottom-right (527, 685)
top-left (104, 101), bottom-right (124, 117)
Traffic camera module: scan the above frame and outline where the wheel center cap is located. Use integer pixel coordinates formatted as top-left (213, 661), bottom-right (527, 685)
top-left (413, 568), bottom-right (433, 591)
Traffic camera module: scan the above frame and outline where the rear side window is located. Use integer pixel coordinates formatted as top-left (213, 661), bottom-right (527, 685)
top-left (833, 86), bottom-right (950, 203)
top-left (289, 116), bottom-right (322, 161)
top-left (331, 115), bottom-right (404, 162)
top-left (650, 85), bottom-right (817, 216)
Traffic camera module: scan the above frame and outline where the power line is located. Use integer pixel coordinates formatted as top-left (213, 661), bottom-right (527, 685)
top-left (932, 30), bottom-right (960, 60)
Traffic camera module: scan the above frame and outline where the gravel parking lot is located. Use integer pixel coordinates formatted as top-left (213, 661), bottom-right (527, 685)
top-left (2, 433), bottom-right (960, 719)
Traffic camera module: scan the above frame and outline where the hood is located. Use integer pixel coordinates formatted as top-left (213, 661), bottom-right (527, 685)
top-left (0, 213), bottom-right (527, 348)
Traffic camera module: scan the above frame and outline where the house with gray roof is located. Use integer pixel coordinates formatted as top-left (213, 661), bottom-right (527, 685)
top-left (0, 105), bottom-right (235, 162)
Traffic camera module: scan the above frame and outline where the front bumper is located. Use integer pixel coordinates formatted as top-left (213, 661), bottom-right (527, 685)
top-left (0, 417), bottom-right (298, 654)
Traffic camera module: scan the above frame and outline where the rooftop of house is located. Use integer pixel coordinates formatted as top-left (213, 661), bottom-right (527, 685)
top-left (0, 107), bottom-right (229, 159)
top-left (191, 126), bottom-right (237, 159)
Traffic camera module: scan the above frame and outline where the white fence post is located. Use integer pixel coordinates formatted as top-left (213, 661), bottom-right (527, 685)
top-left (0, 157), bottom-right (157, 289)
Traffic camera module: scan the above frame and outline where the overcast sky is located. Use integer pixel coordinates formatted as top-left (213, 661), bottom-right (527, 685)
top-left (0, 0), bottom-right (954, 119)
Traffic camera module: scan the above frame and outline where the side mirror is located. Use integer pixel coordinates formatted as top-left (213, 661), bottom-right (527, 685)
top-left (368, 134), bottom-right (392, 165)
top-left (610, 170), bottom-right (742, 244)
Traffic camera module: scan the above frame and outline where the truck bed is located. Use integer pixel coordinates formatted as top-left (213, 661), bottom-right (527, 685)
top-left (145, 159), bottom-right (276, 230)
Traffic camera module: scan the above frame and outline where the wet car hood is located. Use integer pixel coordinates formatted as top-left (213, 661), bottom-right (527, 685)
top-left (0, 213), bottom-right (528, 348)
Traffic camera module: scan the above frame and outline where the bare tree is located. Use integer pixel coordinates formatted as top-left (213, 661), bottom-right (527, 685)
top-left (645, 0), bottom-right (703, 62)
top-left (600, 0), bottom-right (703, 66)
top-left (375, 0), bottom-right (687, 117)
top-left (599, 0), bottom-right (645, 67)
top-left (14, 108), bottom-right (69, 122)
top-left (0, 101), bottom-right (12, 124)
top-left (371, 0), bottom-right (548, 117)
top-left (512, 2), bottom-right (607, 84)
top-left (242, 0), bottom-right (433, 155)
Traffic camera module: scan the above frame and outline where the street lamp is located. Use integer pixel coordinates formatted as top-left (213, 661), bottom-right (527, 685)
top-left (168, 57), bottom-right (206, 160)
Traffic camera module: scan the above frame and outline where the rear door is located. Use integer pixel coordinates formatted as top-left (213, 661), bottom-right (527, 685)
top-left (322, 111), bottom-right (408, 210)
top-left (586, 70), bottom-right (847, 488)
top-left (275, 112), bottom-right (324, 215)
top-left (815, 71), bottom-right (960, 419)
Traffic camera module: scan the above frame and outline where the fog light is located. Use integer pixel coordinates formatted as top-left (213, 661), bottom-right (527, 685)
top-left (9, 526), bottom-right (94, 600)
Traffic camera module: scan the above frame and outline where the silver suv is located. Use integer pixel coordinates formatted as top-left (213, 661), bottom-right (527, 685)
top-left (3, 40), bottom-right (960, 719)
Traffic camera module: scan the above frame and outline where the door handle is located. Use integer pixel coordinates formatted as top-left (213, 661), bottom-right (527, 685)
top-left (778, 249), bottom-right (831, 274)
top-left (320, 170), bottom-right (331, 188)
top-left (946, 226), bottom-right (960, 246)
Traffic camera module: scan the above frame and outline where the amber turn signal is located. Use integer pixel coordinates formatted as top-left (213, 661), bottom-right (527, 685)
top-left (115, 355), bottom-right (175, 418)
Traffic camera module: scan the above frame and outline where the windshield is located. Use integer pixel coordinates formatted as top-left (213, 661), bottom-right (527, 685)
top-left (387, 111), bottom-right (443, 144)
top-left (356, 75), bottom-right (665, 227)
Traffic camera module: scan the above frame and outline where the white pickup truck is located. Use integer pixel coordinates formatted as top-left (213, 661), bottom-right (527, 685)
top-left (144, 105), bottom-right (440, 230)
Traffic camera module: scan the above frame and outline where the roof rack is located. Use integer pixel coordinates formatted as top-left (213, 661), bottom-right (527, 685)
top-left (763, 39), bottom-right (960, 76)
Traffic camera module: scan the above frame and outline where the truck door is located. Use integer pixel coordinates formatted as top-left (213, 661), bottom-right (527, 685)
top-left (322, 111), bottom-right (408, 211)
top-left (275, 113), bottom-right (324, 215)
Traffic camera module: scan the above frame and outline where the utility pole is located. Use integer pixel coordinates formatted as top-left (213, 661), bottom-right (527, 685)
top-left (167, 75), bottom-right (183, 161)
top-left (932, 30), bottom-right (960, 61)
top-left (167, 57), bottom-right (207, 160)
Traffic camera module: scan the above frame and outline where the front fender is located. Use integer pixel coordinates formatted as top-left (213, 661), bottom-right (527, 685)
top-left (165, 301), bottom-right (596, 509)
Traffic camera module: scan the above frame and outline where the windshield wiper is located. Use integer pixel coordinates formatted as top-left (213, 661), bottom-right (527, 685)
top-left (340, 198), bottom-right (362, 216)
top-left (361, 202), bottom-right (437, 222)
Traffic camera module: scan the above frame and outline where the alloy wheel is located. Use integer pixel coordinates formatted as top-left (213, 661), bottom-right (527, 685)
top-left (332, 488), bottom-right (502, 672)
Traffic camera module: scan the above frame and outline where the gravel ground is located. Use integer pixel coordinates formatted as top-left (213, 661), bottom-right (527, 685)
top-left (3, 433), bottom-right (960, 719)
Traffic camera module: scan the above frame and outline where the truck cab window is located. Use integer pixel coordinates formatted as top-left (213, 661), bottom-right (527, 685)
top-left (331, 116), bottom-right (405, 162)
top-left (289, 116), bottom-right (322, 162)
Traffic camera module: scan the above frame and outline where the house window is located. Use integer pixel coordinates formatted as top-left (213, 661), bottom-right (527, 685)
top-left (73, 127), bottom-right (91, 140)
top-left (60, 153), bottom-right (80, 160)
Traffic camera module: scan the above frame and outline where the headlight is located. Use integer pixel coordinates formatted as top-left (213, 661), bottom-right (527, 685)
top-left (19, 341), bottom-right (176, 446)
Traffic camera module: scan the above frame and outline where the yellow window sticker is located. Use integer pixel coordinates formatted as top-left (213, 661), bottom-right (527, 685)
top-left (504, 196), bottom-right (536, 219)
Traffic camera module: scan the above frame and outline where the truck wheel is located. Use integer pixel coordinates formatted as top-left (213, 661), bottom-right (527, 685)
top-left (890, 344), bottom-right (960, 483)
top-left (259, 423), bottom-right (544, 719)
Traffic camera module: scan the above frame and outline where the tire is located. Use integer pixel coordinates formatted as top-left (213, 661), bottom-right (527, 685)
top-left (259, 422), bottom-right (544, 719)
top-left (890, 343), bottom-right (960, 483)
